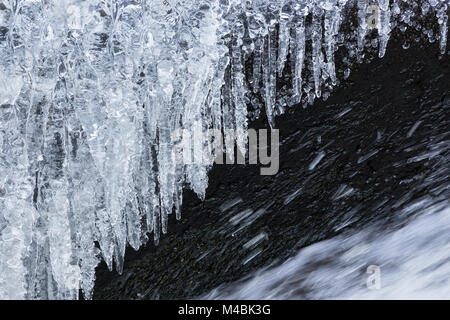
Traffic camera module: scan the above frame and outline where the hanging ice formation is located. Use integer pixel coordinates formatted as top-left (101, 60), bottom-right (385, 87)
top-left (0, 0), bottom-right (448, 299)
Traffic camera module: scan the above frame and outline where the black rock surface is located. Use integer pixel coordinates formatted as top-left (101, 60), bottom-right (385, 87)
top-left (93, 38), bottom-right (449, 300)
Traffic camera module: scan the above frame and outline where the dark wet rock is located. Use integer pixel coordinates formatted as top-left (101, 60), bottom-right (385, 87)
top-left (93, 38), bottom-right (449, 300)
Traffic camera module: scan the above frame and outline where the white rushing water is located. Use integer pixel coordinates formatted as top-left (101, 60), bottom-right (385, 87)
top-left (204, 139), bottom-right (450, 299)
top-left (203, 200), bottom-right (450, 299)
top-left (0, 0), bottom-right (448, 299)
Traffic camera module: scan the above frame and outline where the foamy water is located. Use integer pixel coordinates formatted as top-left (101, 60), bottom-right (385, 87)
top-left (203, 199), bottom-right (450, 299)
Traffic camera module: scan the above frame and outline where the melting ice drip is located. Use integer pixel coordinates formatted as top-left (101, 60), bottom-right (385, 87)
top-left (0, 0), bottom-right (448, 299)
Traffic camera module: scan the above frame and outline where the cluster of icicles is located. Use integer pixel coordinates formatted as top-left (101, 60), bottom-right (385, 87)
top-left (0, 0), bottom-right (447, 299)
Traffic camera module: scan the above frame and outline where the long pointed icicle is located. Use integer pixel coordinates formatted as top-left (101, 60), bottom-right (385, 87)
top-left (357, 0), bottom-right (369, 52)
top-left (277, 2), bottom-right (292, 76)
top-left (436, 1), bottom-right (449, 54)
top-left (292, 14), bottom-right (306, 103)
top-left (378, 0), bottom-right (391, 58)
top-left (312, 6), bottom-right (324, 98)
top-left (324, 5), bottom-right (342, 85)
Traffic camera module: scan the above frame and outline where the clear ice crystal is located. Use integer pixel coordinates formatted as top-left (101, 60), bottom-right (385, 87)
top-left (0, 0), bottom-right (447, 299)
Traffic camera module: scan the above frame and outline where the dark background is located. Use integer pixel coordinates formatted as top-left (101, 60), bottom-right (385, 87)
top-left (93, 32), bottom-right (449, 300)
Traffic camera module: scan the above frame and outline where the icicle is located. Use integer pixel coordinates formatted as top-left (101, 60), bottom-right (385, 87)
top-left (231, 14), bottom-right (249, 159)
top-left (324, 5), bottom-right (342, 85)
top-left (263, 23), bottom-right (277, 128)
top-left (222, 59), bottom-right (235, 160)
top-left (260, 1), bottom-right (280, 127)
top-left (357, 0), bottom-right (369, 52)
top-left (292, 15), bottom-right (306, 103)
top-left (0, 74), bottom-right (35, 300)
top-left (252, 38), bottom-right (263, 93)
top-left (435, 1), bottom-right (448, 54)
top-left (378, 0), bottom-right (391, 58)
top-left (312, 6), bottom-right (324, 98)
top-left (277, 2), bottom-right (292, 76)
